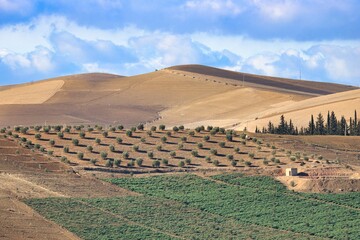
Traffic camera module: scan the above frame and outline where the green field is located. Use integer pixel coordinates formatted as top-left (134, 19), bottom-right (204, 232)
top-left (26, 174), bottom-right (360, 239)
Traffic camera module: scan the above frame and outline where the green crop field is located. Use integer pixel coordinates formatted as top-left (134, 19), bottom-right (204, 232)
top-left (25, 174), bottom-right (360, 239)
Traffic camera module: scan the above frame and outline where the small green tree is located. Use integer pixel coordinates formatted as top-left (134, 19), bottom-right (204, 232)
top-left (159, 125), bottom-right (166, 131)
top-left (100, 151), bottom-right (108, 160)
top-left (116, 137), bottom-right (123, 144)
top-left (77, 152), bottom-right (84, 160)
top-left (151, 126), bottom-right (157, 131)
top-left (231, 160), bottom-right (237, 167)
top-left (152, 160), bottom-right (160, 168)
top-left (226, 154), bottom-right (234, 161)
top-left (63, 146), bottom-right (69, 153)
top-left (114, 159), bottom-right (121, 167)
top-left (210, 149), bottom-right (217, 155)
top-left (219, 142), bottom-right (226, 148)
top-left (234, 147), bottom-right (240, 153)
top-left (132, 145), bottom-right (139, 152)
top-left (79, 131), bottom-right (86, 139)
top-left (203, 135), bottom-right (210, 142)
top-left (213, 160), bottom-right (220, 166)
top-left (191, 150), bottom-right (199, 157)
top-left (161, 136), bottom-right (167, 143)
top-left (90, 158), bottom-right (97, 165)
top-left (57, 132), bottom-right (64, 139)
top-left (170, 151), bottom-right (176, 158)
top-left (185, 158), bottom-right (191, 165)
top-left (173, 126), bottom-right (179, 132)
top-left (126, 130), bottom-right (133, 137)
top-left (197, 143), bottom-right (203, 149)
top-left (87, 145), bottom-right (93, 152)
top-left (95, 138), bottom-right (101, 144)
top-left (35, 133), bottom-right (41, 139)
top-left (178, 161), bottom-right (185, 168)
top-left (109, 145), bottom-right (115, 152)
top-left (136, 158), bottom-right (143, 167)
top-left (162, 158), bottom-right (169, 166)
top-left (123, 151), bottom-right (129, 159)
top-left (105, 159), bottom-right (113, 168)
top-left (148, 151), bottom-right (154, 159)
top-left (49, 139), bottom-right (55, 146)
top-left (72, 138), bottom-right (79, 146)
top-left (102, 131), bottom-right (108, 138)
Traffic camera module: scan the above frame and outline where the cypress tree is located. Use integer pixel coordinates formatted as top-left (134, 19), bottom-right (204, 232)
top-left (326, 111), bottom-right (330, 134)
top-left (315, 113), bottom-right (325, 135)
top-left (308, 115), bottom-right (315, 135)
top-left (330, 111), bottom-right (337, 134)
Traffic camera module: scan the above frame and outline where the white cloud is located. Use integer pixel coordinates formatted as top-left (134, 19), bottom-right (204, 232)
top-left (184, 0), bottom-right (243, 15)
top-left (250, 0), bottom-right (301, 21)
top-left (0, 0), bottom-right (32, 13)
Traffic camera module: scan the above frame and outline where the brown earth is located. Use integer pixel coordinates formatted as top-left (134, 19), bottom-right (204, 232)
top-left (0, 137), bottom-right (136, 240)
top-left (0, 65), bottom-right (357, 130)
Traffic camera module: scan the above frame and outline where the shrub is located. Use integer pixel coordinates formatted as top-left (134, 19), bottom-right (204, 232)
top-left (304, 156), bottom-right (309, 161)
top-left (126, 130), bottom-right (133, 137)
top-left (72, 139), bottom-right (79, 146)
top-left (148, 151), bottom-right (154, 159)
top-left (207, 126), bottom-right (213, 131)
top-left (35, 133), bottom-right (41, 139)
top-left (116, 137), bottom-right (123, 144)
top-left (114, 159), bottom-right (121, 167)
top-left (156, 145), bottom-right (162, 151)
top-left (152, 160), bottom-right (161, 168)
top-left (170, 151), bottom-right (176, 158)
top-left (147, 131), bottom-right (152, 137)
top-left (127, 160), bottom-right (135, 167)
top-left (185, 158), bottom-right (191, 165)
top-left (318, 155), bottom-right (323, 160)
top-left (166, 131), bottom-right (172, 137)
top-left (178, 143), bottom-right (183, 150)
top-left (195, 127), bottom-right (202, 133)
top-left (162, 158), bottom-right (169, 166)
top-left (231, 160), bottom-right (237, 167)
top-left (178, 161), bottom-right (185, 168)
top-left (191, 150), bottom-right (199, 157)
top-left (109, 145), bottom-right (115, 152)
top-left (213, 160), bottom-right (220, 166)
top-left (90, 158), bottom-right (97, 165)
top-left (136, 158), bottom-right (143, 167)
top-left (271, 145), bottom-right (276, 149)
top-left (79, 132), bottom-right (86, 139)
top-left (150, 126), bottom-right (157, 131)
top-left (203, 135), bottom-right (210, 141)
top-left (205, 156), bottom-right (211, 163)
top-left (263, 159), bottom-right (269, 165)
top-left (161, 136), bottom-right (167, 143)
top-left (105, 159), bottom-right (113, 168)
top-left (248, 153), bottom-right (255, 159)
top-left (245, 161), bottom-right (252, 167)
top-left (290, 156), bottom-right (296, 161)
top-left (49, 139), bottom-right (55, 146)
top-left (100, 151), bottom-right (108, 160)
top-left (210, 129), bottom-right (217, 136)
top-left (102, 131), bottom-right (108, 138)
top-left (197, 143), bottom-right (203, 149)
top-left (210, 149), bottom-right (217, 155)
top-left (226, 134), bottom-right (233, 142)
top-left (60, 156), bottom-right (68, 163)
top-left (179, 125), bottom-right (184, 131)
top-left (188, 131), bottom-right (195, 136)
top-left (57, 132), bottom-right (64, 139)
top-left (271, 150), bottom-right (277, 156)
top-left (117, 125), bottom-right (124, 130)
top-left (234, 147), bottom-right (240, 153)
top-left (88, 127), bottom-right (94, 132)
top-left (63, 146), bottom-right (69, 153)
top-left (122, 151), bottom-right (129, 159)
top-left (95, 138), bottom-right (101, 144)
top-left (219, 128), bottom-right (225, 134)
top-left (137, 124), bottom-right (144, 130)
top-left (219, 142), bottom-right (226, 148)
top-left (77, 152), bottom-right (84, 160)
top-left (87, 145), bottom-right (93, 152)
top-left (173, 126), bottom-right (179, 132)
top-left (132, 145), bottom-right (139, 152)
top-left (181, 136), bottom-right (187, 142)
top-left (226, 154), bottom-right (234, 161)
top-left (274, 159), bottom-right (281, 164)
top-left (43, 126), bottom-right (50, 133)
top-left (140, 137), bottom-right (146, 143)
top-left (257, 146), bottom-right (262, 150)
top-left (159, 125), bottom-right (165, 131)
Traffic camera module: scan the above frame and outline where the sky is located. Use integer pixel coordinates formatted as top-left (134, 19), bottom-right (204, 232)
top-left (0, 0), bottom-right (359, 85)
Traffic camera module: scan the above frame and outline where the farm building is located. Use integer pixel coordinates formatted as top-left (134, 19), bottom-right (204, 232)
top-left (285, 168), bottom-right (298, 176)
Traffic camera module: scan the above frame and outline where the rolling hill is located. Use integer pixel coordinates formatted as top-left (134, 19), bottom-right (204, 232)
top-left (0, 64), bottom-right (357, 130)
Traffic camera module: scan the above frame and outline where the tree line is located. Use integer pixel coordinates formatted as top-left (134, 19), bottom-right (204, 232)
top-left (256, 110), bottom-right (360, 136)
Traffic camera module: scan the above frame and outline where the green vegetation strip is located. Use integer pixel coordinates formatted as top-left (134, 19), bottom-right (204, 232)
top-left (25, 173), bottom-right (360, 239)
top-left (108, 174), bottom-right (360, 239)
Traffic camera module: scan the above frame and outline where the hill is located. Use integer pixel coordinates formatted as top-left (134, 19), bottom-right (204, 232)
top-left (0, 65), bottom-right (357, 128)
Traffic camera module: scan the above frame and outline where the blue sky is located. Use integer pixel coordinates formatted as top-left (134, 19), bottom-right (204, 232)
top-left (0, 0), bottom-right (359, 85)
